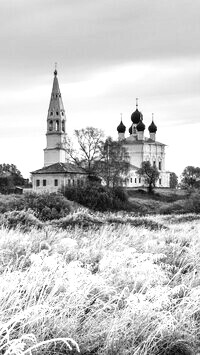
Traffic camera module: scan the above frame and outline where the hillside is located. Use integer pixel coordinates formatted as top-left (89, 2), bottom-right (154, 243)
top-left (0, 210), bottom-right (200, 354)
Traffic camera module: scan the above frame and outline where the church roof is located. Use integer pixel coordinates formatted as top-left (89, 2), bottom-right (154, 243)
top-left (124, 136), bottom-right (166, 146)
top-left (47, 69), bottom-right (66, 120)
top-left (31, 162), bottom-right (87, 175)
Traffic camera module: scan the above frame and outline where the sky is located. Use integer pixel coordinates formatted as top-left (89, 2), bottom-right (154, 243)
top-left (0, 0), bottom-right (200, 178)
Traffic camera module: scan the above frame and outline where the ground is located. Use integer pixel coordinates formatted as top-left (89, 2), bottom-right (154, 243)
top-left (0, 204), bottom-right (200, 354)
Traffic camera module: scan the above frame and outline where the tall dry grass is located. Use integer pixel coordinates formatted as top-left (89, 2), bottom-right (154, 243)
top-left (0, 214), bottom-right (200, 354)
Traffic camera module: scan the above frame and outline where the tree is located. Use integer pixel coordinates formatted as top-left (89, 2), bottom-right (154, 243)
top-left (96, 137), bottom-right (130, 187)
top-left (180, 166), bottom-right (200, 189)
top-left (65, 127), bottom-right (104, 177)
top-left (169, 172), bottom-right (178, 189)
top-left (137, 161), bottom-right (159, 193)
top-left (0, 164), bottom-right (24, 194)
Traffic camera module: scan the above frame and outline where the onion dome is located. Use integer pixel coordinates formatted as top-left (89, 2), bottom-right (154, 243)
top-left (131, 98), bottom-right (142, 124)
top-left (131, 109), bottom-right (141, 124)
top-left (117, 120), bottom-right (126, 133)
top-left (129, 125), bottom-right (132, 134)
top-left (148, 114), bottom-right (157, 133)
top-left (137, 120), bottom-right (145, 131)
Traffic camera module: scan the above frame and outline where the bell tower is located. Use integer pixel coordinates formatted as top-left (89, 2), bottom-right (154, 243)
top-left (44, 67), bottom-right (67, 166)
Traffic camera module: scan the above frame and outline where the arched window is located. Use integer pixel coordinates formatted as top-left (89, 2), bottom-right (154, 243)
top-left (49, 120), bottom-right (53, 131)
top-left (56, 111), bottom-right (59, 115)
top-left (56, 120), bottom-right (59, 131)
top-left (50, 111), bottom-right (53, 116)
top-left (62, 120), bottom-right (65, 132)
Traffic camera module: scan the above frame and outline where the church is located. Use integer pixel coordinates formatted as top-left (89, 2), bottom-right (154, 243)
top-left (31, 70), bottom-right (170, 192)
top-left (117, 100), bottom-right (170, 188)
top-left (31, 69), bottom-right (87, 193)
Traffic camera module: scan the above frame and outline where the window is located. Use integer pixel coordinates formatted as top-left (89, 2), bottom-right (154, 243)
top-left (153, 161), bottom-right (156, 167)
top-left (43, 179), bottom-right (46, 186)
top-left (56, 111), bottom-right (59, 115)
top-left (62, 120), bottom-right (65, 132)
top-left (159, 161), bottom-right (162, 170)
top-left (135, 178), bottom-right (137, 183)
top-left (130, 178), bottom-right (132, 183)
top-left (159, 178), bottom-right (162, 185)
top-left (54, 179), bottom-right (58, 186)
top-left (36, 179), bottom-right (40, 187)
top-left (50, 111), bottom-right (53, 116)
top-left (72, 179), bottom-right (75, 186)
top-left (62, 111), bottom-right (64, 116)
top-left (56, 120), bottom-right (59, 131)
top-left (68, 179), bottom-right (71, 186)
top-left (49, 120), bottom-right (53, 131)
top-left (139, 178), bottom-right (141, 183)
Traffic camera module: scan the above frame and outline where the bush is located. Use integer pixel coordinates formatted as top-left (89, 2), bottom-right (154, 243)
top-left (0, 210), bottom-right (43, 231)
top-left (63, 184), bottom-right (129, 211)
top-left (0, 194), bottom-right (25, 213)
top-left (23, 193), bottom-right (72, 221)
top-left (185, 192), bottom-right (200, 213)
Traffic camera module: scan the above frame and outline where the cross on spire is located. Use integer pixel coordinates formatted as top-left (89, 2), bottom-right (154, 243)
top-left (136, 98), bottom-right (138, 108)
top-left (152, 113), bottom-right (154, 122)
top-left (120, 112), bottom-right (123, 121)
top-left (54, 62), bottom-right (58, 76)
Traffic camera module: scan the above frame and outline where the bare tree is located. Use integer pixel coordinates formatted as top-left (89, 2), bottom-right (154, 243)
top-left (96, 137), bottom-right (130, 187)
top-left (65, 127), bottom-right (104, 177)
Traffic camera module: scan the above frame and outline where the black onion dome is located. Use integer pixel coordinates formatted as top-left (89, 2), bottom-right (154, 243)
top-left (131, 109), bottom-right (141, 124)
top-left (137, 120), bottom-right (145, 132)
top-left (117, 120), bottom-right (126, 133)
top-left (129, 125), bottom-right (132, 134)
top-left (148, 121), bottom-right (157, 133)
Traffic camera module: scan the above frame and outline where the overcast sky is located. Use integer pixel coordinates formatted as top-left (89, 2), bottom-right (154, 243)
top-left (0, 0), bottom-right (200, 178)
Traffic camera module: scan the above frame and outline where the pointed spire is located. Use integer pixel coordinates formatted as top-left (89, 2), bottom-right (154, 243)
top-left (47, 67), bottom-right (66, 133)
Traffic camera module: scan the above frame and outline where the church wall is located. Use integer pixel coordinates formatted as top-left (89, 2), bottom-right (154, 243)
top-left (46, 133), bottom-right (64, 149)
top-left (32, 173), bottom-right (86, 193)
top-left (44, 148), bottom-right (66, 167)
top-left (125, 143), bottom-right (144, 167)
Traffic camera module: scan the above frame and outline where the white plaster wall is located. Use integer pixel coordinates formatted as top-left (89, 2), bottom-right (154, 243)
top-left (44, 148), bottom-right (66, 166)
top-left (32, 173), bottom-right (86, 193)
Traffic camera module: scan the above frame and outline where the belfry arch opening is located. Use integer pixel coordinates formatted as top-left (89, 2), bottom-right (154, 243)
top-left (56, 120), bottom-right (59, 131)
top-left (49, 120), bottom-right (53, 131)
top-left (62, 120), bottom-right (65, 132)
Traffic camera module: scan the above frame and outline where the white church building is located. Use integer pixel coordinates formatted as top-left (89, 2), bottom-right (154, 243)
top-left (31, 70), bottom-right (169, 192)
top-left (31, 69), bottom-right (87, 193)
top-left (117, 100), bottom-right (170, 188)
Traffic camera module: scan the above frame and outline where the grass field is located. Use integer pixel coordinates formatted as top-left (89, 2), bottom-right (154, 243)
top-left (0, 210), bottom-right (200, 354)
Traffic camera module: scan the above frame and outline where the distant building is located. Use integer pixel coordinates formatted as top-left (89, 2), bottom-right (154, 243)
top-left (116, 100), bottom-right (170, 187)
top-left (31, 69), bottom-right (87, 192)
top-left (31, 70), bottom-right (169, 192)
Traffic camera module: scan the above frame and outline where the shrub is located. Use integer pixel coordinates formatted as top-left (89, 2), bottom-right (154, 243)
top-left (184, 192), bottom-right (200, 213)
top-left (0, 194), bottom-right (25, 213)
top-left (63, 184), bottom-right (129, 211)
top-left (23, 193), bottom-right (72, 221)
top-left (0, 210), bottom-right (43, 231)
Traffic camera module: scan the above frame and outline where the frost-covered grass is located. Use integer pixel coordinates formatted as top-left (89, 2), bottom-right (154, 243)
top-left (0, 214), bottom-right (200, 354)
